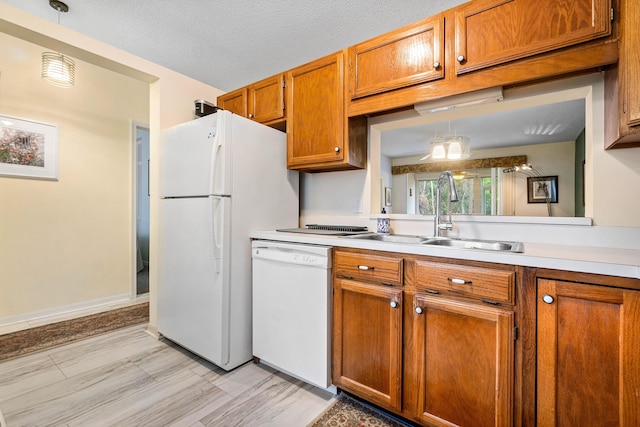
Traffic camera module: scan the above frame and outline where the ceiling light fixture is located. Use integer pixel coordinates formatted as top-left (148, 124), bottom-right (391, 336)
top-left (42, 0), bottom-right (75, 88)
top-left (420, 135), bottom-right (471, 161)
top-left (414, 87), bottom-right (504, 115)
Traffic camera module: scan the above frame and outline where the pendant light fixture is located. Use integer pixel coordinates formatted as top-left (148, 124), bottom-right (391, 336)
top-left (42, 0), bottom-right (75, 88)
top-left (420, 122), bottom-right (471, 161)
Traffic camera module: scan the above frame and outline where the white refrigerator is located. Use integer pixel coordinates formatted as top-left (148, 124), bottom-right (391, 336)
top-left (157, 109), bottom-right (298, 371)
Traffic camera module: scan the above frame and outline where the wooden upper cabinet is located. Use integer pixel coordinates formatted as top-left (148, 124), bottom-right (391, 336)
top-left (348, 15), bottom-right (444, 99)
top-left (536, 279), bottom-right (640, 426)
top-left (454, 0), bottom-right (613, 75)
top-left (248, 74), bottom-right (285, 124)
top-left (286, 51), bottom-right (367, 172)
top-left (217, 87), bottom-right (247, 117)
top-left (624, 0), bottom-right (640, 128)
top-left (605, 0), bottom-right (640, 148)
top-left (410, 293), bottom-right (514, 427)
top-left (217, 74), bottom-right (285, 128)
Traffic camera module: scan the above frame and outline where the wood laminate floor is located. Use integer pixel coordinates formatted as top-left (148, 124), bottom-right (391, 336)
top-left (0, 324), bottom-right (336, 426)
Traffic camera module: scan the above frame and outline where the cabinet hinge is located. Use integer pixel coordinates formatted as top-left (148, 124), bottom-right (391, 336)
top-left (282, 80), bottom-right (286, 88)
top-left (513, 326), bottom-right (518, 341)
top-left (611, 7), bottom-right (614, 21)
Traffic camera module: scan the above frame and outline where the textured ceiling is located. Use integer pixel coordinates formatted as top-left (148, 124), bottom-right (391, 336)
top-left (1, 0), bottom-right (466, 91)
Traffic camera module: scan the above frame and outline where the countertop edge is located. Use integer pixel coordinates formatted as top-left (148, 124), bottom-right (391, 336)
top-left (249, 231), bottom-right (640, 279)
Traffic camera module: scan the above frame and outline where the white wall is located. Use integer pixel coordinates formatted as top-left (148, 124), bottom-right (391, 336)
top-left (0, 32), bottom-right (149, 320)
top-left (0, 2), bottom-right (224, 328)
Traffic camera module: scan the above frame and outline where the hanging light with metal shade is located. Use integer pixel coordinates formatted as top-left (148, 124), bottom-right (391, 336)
top-left (42, 52), bottom-right (75, 88)
top-left (41, 0), bottom-right (75, 89)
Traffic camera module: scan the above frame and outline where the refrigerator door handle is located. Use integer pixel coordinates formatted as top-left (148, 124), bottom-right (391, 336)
top-left (211, 197), bottom-right (223, 272)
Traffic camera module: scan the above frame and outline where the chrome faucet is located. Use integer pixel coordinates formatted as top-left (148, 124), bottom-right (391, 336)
top-left (434, 171), bottom-right (459, 237)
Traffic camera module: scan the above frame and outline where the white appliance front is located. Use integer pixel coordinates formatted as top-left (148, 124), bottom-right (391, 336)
top-left (159, 112), bottom-right (231, 198)
top-left (252, 241), bottom-right (332, 389)
top-left (158, 195), bottom-right (232, 366)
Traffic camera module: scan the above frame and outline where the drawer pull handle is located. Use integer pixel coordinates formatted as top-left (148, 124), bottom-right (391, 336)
top-left (358, 265), bottom-right (373, 271)
top-left (449, 278), bottom-right (472, 285)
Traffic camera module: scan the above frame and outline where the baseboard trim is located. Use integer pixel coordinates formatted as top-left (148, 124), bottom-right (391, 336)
top-left (0, 302), bottom-right (149, 361)
top-left (0, 293), bottom-right (133, 329)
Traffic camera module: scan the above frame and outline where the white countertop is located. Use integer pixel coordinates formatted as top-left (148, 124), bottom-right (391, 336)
top-left (249, 231), bottom-right (640, 279)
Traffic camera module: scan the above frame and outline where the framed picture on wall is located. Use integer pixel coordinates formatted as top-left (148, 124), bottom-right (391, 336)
top-left (0, 114), bottom-right (58, 180)
top-left (385, 187), bottom-right (392, 206)
top-left (527, 176), bottom-right (558, 203)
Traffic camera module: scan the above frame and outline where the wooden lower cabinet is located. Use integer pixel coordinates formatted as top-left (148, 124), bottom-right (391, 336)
top-left (408, 291), bottom-right (514, 427)
top-left (332, 277), bottom-right (403, 411)
top-left (536, 279), bottom-right (640, 426)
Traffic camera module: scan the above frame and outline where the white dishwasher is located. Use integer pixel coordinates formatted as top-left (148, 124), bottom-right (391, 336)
top-left (251, 240), bottom-right (332, 389)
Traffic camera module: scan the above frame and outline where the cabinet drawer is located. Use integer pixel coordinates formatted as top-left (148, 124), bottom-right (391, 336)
top-left (415, 260), bottom-right (514, 304)
top-left (334, 250), bottom-right (403, 286)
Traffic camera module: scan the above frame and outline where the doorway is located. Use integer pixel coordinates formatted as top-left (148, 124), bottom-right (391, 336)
top-left (134, 123), bottom-right (150, 295)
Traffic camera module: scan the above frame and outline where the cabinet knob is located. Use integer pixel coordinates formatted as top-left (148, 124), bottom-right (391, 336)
top-left (415, 307), bottom-right (423, 314)
top-left (390, 301), bottom-right (398, 309)
top-left (542, 294), bottom-right (555, 304)
top-left (457, 55), bottom-right (466, 63)
top-left (334, 146), bottom-right (340, 153)
top-left (433, 61), bottom-right (441, 69)
top-left (248, 113), bottom-right (254, 118)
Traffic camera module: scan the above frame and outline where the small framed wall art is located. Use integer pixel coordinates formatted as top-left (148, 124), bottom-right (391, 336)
top-left (0, 114), bottom-right (58, 180)
top-left (385, 187), bottom-right (392, 206)
top-left (527, 175), bottom-right (558, 204)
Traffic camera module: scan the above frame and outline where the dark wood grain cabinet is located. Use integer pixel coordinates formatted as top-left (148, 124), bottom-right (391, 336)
top-left (605, 0), bottom-right (640, 148)
top-left (333, 278), bottom-right (403, 411)
top-left (347, 0), bottom-right (618, 118)
top-left (217, 86), bottom-right (247, 117)
top-left (247, 74), bottom-right (285, 126)
top-left (454, 0), bottom-right (613, 75)
top-left (410, 292), bottom-right (514, 427)
top-left (333, 250), bottom-right (640, 427)
top-left (216, 74), bottom-right (285, 128)
top-left (286, 51), bottom-right (367, 172)
top-left (348, 15), bottom-right (444, 100)
top-left (332, 249), bottom-right (404, 411)
top-left (536, 278), bottom-right (640, 426)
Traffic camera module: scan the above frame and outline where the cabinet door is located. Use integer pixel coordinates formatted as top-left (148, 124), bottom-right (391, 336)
top-left (411, 294), bottom-right (514, 427)
top-left (286, 52), bottom-right (345, 168)
top-left (248, 74), bottom-right (285, 124)
top-left (333, 278), bottom-right (403, 411)
top-left (348, 16), bottom-right (444, 99)
top-left (454, 0), bottom-right (612, 75)
top-left (217, 87), bottom-right (247, 117)
top-left (621, 0), bottom-right (640, 127)
top-left (537, 279), bottom-right (640, 426)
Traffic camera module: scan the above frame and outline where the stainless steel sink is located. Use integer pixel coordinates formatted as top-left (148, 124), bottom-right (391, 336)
top-left (422, 238), bottom-right (524, 253)
top-left (343, 234), bottom-right (430, 244)
top-left (343, 234), bottom-right (524, 252)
